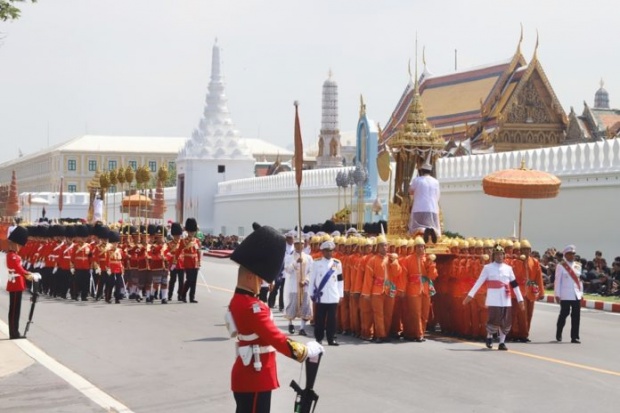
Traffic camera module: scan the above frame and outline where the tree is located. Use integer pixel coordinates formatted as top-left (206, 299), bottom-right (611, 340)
top-left (0, 0), bottom-right (36, 22)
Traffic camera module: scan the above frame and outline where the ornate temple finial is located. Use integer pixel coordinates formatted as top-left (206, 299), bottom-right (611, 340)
top-left (533, 29), bottom-right (539, 60)
top-left (414, 32), bottom-right (419, 84)
top-left (600, 78), bottom-right (605, 89)
top-left (328, 68), bottom-right (332, 79)
top-left (422, 46), bottom-right (426, 69)
top-left (215, 36), bottom-right (218, 44)
top-left (407, 59), bottom-right (412, 79)
top-left (359, 94), bottom-right (366, 118)
top-left (518, 23), bottom-right (523, 52)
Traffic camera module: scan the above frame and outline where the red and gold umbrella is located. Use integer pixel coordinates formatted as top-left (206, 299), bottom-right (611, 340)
top-left (482, 160), bottom-right (561, 240)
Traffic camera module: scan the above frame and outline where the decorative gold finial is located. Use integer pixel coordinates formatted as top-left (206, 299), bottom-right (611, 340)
top-left (422, 46), bottom-right (426, 68)
top-left (518, 23), bottom-right (523, 50)
top-left (408, 59), bottom-right (412, 79)
top-left (600, 78), bottom-right (605, 89)
top-left (533, 29), bottom-right (539, 59)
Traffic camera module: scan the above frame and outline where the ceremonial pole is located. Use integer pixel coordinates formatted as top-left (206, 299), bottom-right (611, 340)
top-left (294, 101), bottom-right (304, 313)
top-left (294, 101), bottom-right (303, 242)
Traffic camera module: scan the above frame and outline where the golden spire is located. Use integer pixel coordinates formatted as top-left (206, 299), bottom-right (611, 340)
top-left (517, 23), bottom-right (524, 53)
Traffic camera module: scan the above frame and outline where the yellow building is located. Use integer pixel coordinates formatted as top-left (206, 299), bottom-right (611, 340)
top-left (0, 134), bottom-right (294, 193)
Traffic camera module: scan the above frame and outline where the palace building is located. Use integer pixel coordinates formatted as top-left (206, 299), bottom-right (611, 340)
top-left (382, 35), bottom-right (568, 154)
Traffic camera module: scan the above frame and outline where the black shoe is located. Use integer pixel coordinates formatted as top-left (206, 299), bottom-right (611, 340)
top-left (485, 338), bottom-right (493, 349)
top-left (571, 339), bottom-right (581, 344)
top-left (288, 324), bottom-right (295, 334)
top-left (423, 228), bottom-right (431, 244)
top-left (556, 333), bottom-right (562, 342)
top-left (10, 335), bottom-right (26, 340)
top-left (498, 343), bottom-right (508, 351)
top-left (190, 299), bottom-right (198, 303)
top-left (180, 297), bottom-right (187, 303)
top-left (328, 341), bottom-right (340, 346)
top-left (316, 340), bottom-right (323, 345)
top-left (299, 329), bottom-right (307, 336)
top-left (115, 299), bottom-right (120, 304)
top-left (161, 299), bottom-right (168, 304)
top-left (522, 338), bottom-right (531, 343)
top-left (429, 228), bottom-right (437, 244)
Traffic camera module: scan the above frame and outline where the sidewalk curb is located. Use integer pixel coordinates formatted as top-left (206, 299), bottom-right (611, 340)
top-left (543, 295), bottom-right (620, 313)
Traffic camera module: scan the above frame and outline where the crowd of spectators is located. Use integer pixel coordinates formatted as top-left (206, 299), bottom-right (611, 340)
top-left (200, 234), bottom-right (240, 250)
top-left (540, 248), bottom-right (620, 296)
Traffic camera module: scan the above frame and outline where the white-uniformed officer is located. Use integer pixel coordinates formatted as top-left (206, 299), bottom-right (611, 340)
top-left (554, 245), bottom-right (583, 343)
top-left (308, 240), bottom-right (343, 346)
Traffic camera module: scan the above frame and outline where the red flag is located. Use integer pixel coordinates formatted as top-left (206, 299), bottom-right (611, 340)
top-left (59, 177), bottom-right (64, 214)
top-left (294, 101), bottom-right (303, 187)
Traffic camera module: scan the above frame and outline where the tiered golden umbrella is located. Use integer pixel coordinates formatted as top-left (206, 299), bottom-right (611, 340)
top-left (482, 160), bottom-right (561, 240)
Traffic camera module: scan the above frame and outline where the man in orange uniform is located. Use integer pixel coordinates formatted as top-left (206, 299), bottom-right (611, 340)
top-left (390, 239), bottom-right (409, 339)
top-left (347, 237), bottom-right (363, 338)
top-left (401, 237), bottom-right (437, 341)
top-left (334, 236), bottom-right (351, 335)
top-left (148, 225), bottom-right (169, 304)
top-left (511, 239), bottom-right (544, 342)
top-left (228, 223), bottom-right (324, 412)
top-left (105, 230), bottom-right (125, 303)
top-left (362, 235), bottom-right (402, 343)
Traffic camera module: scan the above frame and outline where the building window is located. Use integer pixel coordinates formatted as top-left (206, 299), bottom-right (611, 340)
top-left (108, 160), bottom-right (117, 170)
top-left (168, 161), bottom-right (175, 171)
top-left (68, 159), bottom-right (77, 171)
top-left (128, 160), bottom-right (137, 170)
top-left (68, 184), bottom-right (77, 192)
top-left (148, 161), bottom-right (157, 172)
top-left (88, 160), bottom-right (97, 172)
top-left (109, 185), bottom-right (117, 193)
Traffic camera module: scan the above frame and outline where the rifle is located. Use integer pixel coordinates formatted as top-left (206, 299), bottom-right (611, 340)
top-left (23, 280), bottom-right (40, 338)
top-left (290, 354), bottom-right (322, 413)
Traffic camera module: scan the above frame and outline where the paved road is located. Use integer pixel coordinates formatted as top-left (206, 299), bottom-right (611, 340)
top-left (2, 256), bottom-right (620, 412)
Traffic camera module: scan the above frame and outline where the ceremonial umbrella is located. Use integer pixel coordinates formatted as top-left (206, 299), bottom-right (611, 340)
top-left (482, 160), bottom-right (561, 240)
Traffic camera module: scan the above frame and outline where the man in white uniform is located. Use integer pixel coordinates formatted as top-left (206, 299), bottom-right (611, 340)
top-left (408, 156), bottom-right (441, 243)
top-left (309, 240), bottom-right (344, 346)
top-left (554, 245), bottom-right (583, 343)
top-left (463, 245), bottom-right (525, 350)
top-left (283, 236), bottom-right (313, 335)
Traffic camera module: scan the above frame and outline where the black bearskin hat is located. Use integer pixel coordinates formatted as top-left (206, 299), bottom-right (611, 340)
top-left (230, 222), bottom-right (285, 283)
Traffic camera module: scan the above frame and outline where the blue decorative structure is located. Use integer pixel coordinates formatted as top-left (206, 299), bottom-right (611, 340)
top-left (355, 96), bottom-right (387, 223)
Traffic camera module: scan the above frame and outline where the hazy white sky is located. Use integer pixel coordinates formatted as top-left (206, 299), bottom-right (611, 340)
top-left (0, 0), bottom-right (616, 165)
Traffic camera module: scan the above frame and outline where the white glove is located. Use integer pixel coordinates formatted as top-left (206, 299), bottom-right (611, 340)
top-left (306, 341), bottom-right (324, 363)
top-left (52, 266), bottom-right (58, 274)
top-left (31, 273), bottom-right (42, 282)
top-left (7, 272), bottom-right (16, 282)
top-left (95, 268), bottom-right (101, 275)
top-left (70, 268), bottom-right (75, 275)
top-left (170, 264), bottom-right (176, 271)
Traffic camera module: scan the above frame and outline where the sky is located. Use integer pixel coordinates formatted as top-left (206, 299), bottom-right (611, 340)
top-left (0, 0), bottom-right (617, 166)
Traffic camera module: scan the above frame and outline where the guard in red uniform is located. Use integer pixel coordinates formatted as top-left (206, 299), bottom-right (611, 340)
top-left (6, 226), bottom-right (41, 339)
top-left (177, 218), bottom-right (201, 303)
top-left (228, 222), bottom-right (324, 413)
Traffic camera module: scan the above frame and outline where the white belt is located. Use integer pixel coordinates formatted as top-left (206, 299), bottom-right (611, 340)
top-left (237, 345), bottom-right (275, 354)
top-left (236, 344), bottom-right (275, 371)
top-left (237, 333), bottom-right (259, 341)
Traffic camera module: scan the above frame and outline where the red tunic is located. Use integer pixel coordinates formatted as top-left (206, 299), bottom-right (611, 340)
top-left (6, 251), bottom-right (29, 292)
top-left (71, 243), bottom-right (92, 270)
top-left (229, 289), bottom-right (305, 393)
top-left (176, 238), bottom-right (201, 270)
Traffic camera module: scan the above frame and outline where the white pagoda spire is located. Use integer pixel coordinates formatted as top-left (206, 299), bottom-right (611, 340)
top-left (316, 69), bottom-right (343, 168)
top-left (179, 38), bottom-right (252, 160)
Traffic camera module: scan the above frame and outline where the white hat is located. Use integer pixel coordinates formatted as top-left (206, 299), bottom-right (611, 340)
top-left (562, 245), bottom-right (576, 254)
top-left (331, 230), bottom-right (341, 237)
top-left (346, 227), bottom-right (358, 234)
top-left (285, 230), bottom-right (296, 238)
top-left (320, 240), bottom-right (336, 250)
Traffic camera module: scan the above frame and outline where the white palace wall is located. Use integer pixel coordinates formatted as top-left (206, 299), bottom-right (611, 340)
top-left (215, 139), bottom-right (620, 257)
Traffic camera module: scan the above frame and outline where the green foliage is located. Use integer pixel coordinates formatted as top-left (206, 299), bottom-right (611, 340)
top-left (165, 163), bottom-right (177, 187)
top-left (0, 1), bottom-right (36, 22)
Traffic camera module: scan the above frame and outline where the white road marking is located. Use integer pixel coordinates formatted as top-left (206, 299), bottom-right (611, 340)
top-left (0, 320), bottom-right (135, 413)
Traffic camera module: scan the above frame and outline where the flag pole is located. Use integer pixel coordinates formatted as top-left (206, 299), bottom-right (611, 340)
top-left (294, 101), bottom-right (303, 241)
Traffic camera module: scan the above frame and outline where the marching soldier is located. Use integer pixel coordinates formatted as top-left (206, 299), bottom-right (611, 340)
top-left (148, 225), bottom-right (169, 304)
top-left (178, 218), bottom-right (201, 303)
top-left (166, 222), bottom-right (185, 301)
top-left (104, 230), bottom-right (125, 303)
top-left (71, 225), bottom-right (92, 302)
